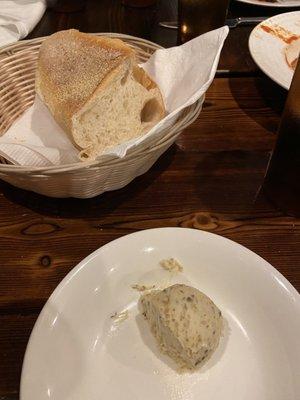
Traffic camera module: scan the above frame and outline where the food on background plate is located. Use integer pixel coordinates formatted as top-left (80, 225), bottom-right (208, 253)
top-left (285, 38), bottom-right (300, 70)
top-left (36, 29), bottom-right (165, 161)
top-left (260, 22), bottom-right (299, 45)
top-left (259, 23), bottom-right (300, 70)
top-left (140, 284), bottom-right (223, 370)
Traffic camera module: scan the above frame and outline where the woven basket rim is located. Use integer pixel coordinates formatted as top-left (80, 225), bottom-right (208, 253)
top-left (0, 32), bottom-right (200, 174)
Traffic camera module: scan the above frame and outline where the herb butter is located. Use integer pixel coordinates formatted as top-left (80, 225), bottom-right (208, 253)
top-left (140, 284), bottom-right (222, 369)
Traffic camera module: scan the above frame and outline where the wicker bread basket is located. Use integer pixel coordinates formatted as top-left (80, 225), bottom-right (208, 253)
top-left (0, 33), bottom-right (203, 198)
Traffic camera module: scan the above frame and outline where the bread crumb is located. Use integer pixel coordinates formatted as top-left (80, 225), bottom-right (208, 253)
top-left (110, 309), bottom-right (129, 323)
top-left (160, 258), bottom-right (183, 273)
top-left (131, 284), bottom-right (156, 292)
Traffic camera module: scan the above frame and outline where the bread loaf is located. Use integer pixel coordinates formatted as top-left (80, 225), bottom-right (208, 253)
top-left (140, 284), bottom-right (223, 369)
top-left (36, 29), bottom-right (165, 160)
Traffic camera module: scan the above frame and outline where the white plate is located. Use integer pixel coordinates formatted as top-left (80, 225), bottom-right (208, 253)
top-left (249, 11), bottom-right (300, 89)
top-left (21, 228), bottom-right (300, 400)
top-left (236, 0), bottom-right (300, 8)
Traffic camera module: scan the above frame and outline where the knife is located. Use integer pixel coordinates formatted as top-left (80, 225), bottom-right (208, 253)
top-left (159, 16), bottom-right (267, 30)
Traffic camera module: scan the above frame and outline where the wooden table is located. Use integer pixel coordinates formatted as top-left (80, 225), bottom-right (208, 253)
top-left (1, 1), bottom-right (299, 398)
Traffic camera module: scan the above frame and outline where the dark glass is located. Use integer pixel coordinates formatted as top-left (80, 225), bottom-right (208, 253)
top-left (51, 0), bottom-right (86, 12)
top-left (263, 60), bottom-right (300, 217)
top-left (122, 0), bottom-right (157, 7)
top-left (178, 0), bottom-right (229, 44)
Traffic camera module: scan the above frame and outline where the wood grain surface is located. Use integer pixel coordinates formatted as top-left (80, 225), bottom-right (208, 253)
top-left (1, 0), bottom-right (300, 398)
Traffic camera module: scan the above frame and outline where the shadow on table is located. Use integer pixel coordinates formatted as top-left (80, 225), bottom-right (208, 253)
top-left (192, 150), bottom-right (277, 215)
top-left (228, 74), bottom-right (286, 134)
top-left (230, 2), bottom-right (300, 19)
top-left (0, 145), bottom-right (177, 218)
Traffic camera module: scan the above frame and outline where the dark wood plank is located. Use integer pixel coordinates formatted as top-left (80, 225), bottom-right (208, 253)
top-left (181, 75), bottom-right (286, 152)
top-left (0, 314), bottom-right (38, 397)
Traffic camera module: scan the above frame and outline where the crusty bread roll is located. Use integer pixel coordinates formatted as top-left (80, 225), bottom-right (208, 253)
top-left (36, 29), bottom-right (165, 160)
top-left (140, 284), bottom-right (223, 369)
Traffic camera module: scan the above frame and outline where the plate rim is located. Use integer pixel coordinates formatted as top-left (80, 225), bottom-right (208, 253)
top-left (248, 10), bottom-right (300, 89)
top-left (236, 0), bottom-right (300, 8)
top-left (20, 227), bottom-right (300, 399)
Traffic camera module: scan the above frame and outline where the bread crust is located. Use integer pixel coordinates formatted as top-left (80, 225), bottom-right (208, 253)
top-left (36, 30), bottom-right (134, 138)
top-left (36, 29), bottom-right (165, 154)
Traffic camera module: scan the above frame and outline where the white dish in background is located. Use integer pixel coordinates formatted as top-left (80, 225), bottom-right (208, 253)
top-left (249, 11), bottom-right (300, 89)
top-left (236, 0), bottom-right (300, 8)
top-left (21, 228), bottom-right (300, 400)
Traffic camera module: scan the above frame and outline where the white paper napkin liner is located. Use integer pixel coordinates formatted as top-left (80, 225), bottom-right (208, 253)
top-left (0, 97), bottom-right (79, 166)
top-left (0, 0), bottom-right (46, 47)
top-left (105, 26), bottom-right (229, 158)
